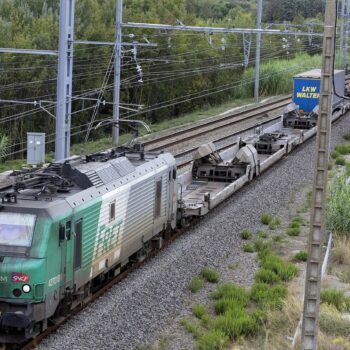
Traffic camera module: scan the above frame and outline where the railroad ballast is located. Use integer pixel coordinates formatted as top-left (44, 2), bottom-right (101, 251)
top-left (0, 70), bottom-right (349, 346)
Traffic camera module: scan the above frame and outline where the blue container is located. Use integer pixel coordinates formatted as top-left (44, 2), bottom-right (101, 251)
top-left (293, 69), bottom-right (345, 113)
top-left (293, 77), bottom-right (321, 113)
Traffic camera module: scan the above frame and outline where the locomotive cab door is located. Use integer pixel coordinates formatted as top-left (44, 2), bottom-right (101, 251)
top-left (59, 219), bottom-right (74, 291)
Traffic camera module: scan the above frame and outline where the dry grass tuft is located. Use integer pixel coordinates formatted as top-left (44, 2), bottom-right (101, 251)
top-left (332, 236), bottom-right (350, 266)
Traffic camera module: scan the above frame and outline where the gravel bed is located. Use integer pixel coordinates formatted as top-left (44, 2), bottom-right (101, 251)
top-left (38, 114), bottom-right (350, 350)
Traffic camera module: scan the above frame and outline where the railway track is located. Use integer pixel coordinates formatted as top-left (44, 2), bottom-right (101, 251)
top-left (144, 96), bottom-right (291, 152)
top-left (143, 74), bottom-right (350, 157)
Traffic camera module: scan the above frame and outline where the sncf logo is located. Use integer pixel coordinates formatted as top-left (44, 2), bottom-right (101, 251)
top-left (11, 272), bottom-right (30, 283)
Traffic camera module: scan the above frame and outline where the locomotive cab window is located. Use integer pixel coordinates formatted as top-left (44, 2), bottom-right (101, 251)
top-left (109, 201), bottom-right (116, 222)
top-left (154, 180), bottom-right (162, 218)
top-left (0, 213), bottom-right (36, 247)
top-left (66, 221), bottom-right (71, 240)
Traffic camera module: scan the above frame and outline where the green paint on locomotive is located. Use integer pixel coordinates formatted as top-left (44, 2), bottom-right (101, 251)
top-left (0, 198), bottom-right (104, 304)
top-left (0, 216), bottom-right (51, 301)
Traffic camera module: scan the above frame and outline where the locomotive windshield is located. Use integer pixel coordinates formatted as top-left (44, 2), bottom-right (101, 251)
top-left (0, 213), bottom-right (36, 247)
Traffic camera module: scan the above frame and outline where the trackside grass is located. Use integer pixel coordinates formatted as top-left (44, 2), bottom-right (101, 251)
top-left (294, 251), bottom-right (308, 262)
top-left (182, 244), bottom-right (299, 349)
top-left (327, 175), bottom-right (350, 237)
top-left (188, 277), bottom-right (204, 293)
top-left (260, 213), bottom-right (273, 225)
top-left (201, 268), bottom-right (220, 283)
top-left (320, 288), bottom-right (350, 312)
top-left (240, 229), bottom-right (252, 240)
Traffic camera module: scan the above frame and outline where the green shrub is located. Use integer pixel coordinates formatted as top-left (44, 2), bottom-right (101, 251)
top-left (197, 329), bottom-right (228, 350)
top-left (266, 217), bottom-right (282, 230)
top-left (268, 221), bottom-right (277, 230)
top-left (327, 176), bottom-right (350, 237)
top-left (201, 267), bottom-right (220, 283)
top-left (346, 162), bottom-right (350, 176)
top-left (211, 284), bottom-right (249, 303)
top-left (273, 235), bottom-right (283, 242)
top-left (254, 268), bottom-right (280, 284)
top-left (213, 310), bottom-right (257, 340)
top-left (257, 230), bottom-right (268, 239)
top-left (320, 288), bottom-right (350, 312)
top-left (294, 251), bottom-right (308, 262)
top-left (193, 304), bottom-right (208, 319)
top-left (211, 284), bottom-right (250, 312)
top-left (243, 244), bottom-right (254, 253)
top-left (260, 254), bottom-right (298, 281)
top-left (291, 216), bottom-right (303, 224)
top-left (319, 305), bottom-right (350, 337)
top-left (338, 270), bottom-right (350, 284)
top-left (328, 162), bottom-right (333, 171)
top-left (214, 300), bottom-right (246, 316)
top-left (251, 308), bottom-right (268, 328)
top-left (335, 143), bottom-right (350, 155)
top-left (180, 319), bottom-right (202, 338)
top-left (343, 133), bottom-right (350, 141)
top-left (240, 229), bottom-right (252, 240)
top-left (188, 277), bottom-right (204, 293)
top-left (273, 218), bottom-right (282, 226)
top-left (289, 221), bottom-right (300, 229)
top-left (287, 227), bottom-right (300, 236)
top-left (250, 283), bottom-right (288, 310)
top-left (298, 191), bottom-right (313, 213)
top-left (253, 239), bottom-right (272, 253)
top-left (331, 150), bottom-right (340, 159)
top-left (336, 156), bottom-right (346, 166)
top-left (261, 213), bottom-right (273, 225)
top-left (200, 314), bottom-right (213, 328)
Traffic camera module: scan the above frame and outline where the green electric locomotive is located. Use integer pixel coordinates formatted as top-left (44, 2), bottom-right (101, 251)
top-left (0, 146), bottom-right (177, 344)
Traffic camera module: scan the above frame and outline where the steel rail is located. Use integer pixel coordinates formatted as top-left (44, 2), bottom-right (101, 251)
top-left (144, 96), bottom-right (291, 151)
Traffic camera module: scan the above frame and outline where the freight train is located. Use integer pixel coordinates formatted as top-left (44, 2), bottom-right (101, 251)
top-left (0, 71), bottom-right (348, 345)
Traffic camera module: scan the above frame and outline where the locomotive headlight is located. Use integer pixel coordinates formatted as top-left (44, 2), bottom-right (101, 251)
top-left (22, 284), bottom-right (31, 293)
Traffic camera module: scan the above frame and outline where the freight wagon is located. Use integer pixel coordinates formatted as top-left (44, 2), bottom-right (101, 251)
top-left (283, 69), bottom-right (345, 129)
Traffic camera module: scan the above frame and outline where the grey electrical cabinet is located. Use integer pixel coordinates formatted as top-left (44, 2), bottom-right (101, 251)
top-left (27, 132), bottom-right (45, 165)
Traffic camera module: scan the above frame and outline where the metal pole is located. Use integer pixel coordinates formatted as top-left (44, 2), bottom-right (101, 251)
top-left (301, 0), bottom-right (336, 349)
top-left (254, 0), bottom-right (263, 103)
top-left (344, 0), bottom-right (350, 69)
top-left (112, 0), bottom-right (123, 146)
top-left (340, 0), bottom-right (345, 67)
top-left (55, 0), bottom-right (75, 161)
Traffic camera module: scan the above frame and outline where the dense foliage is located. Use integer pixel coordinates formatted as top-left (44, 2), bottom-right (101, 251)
top-left (0, 0), bottom-right (325, 158)
top-left (327, 175), bottom-right (350, 237)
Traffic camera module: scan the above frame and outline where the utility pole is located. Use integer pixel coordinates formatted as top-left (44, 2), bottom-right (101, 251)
top-left (254, 0), bottom-right (263, 103)
top-left (113, 0), bottom-right (123, 146)
top-left (340, 0), bottom-right (345, 68)
top-left (344, 0), bottom-right (350, 70)
top-left (55, 0), bottom-right (75, 161)
top-left (301, 0), bottom-right (336, 349)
